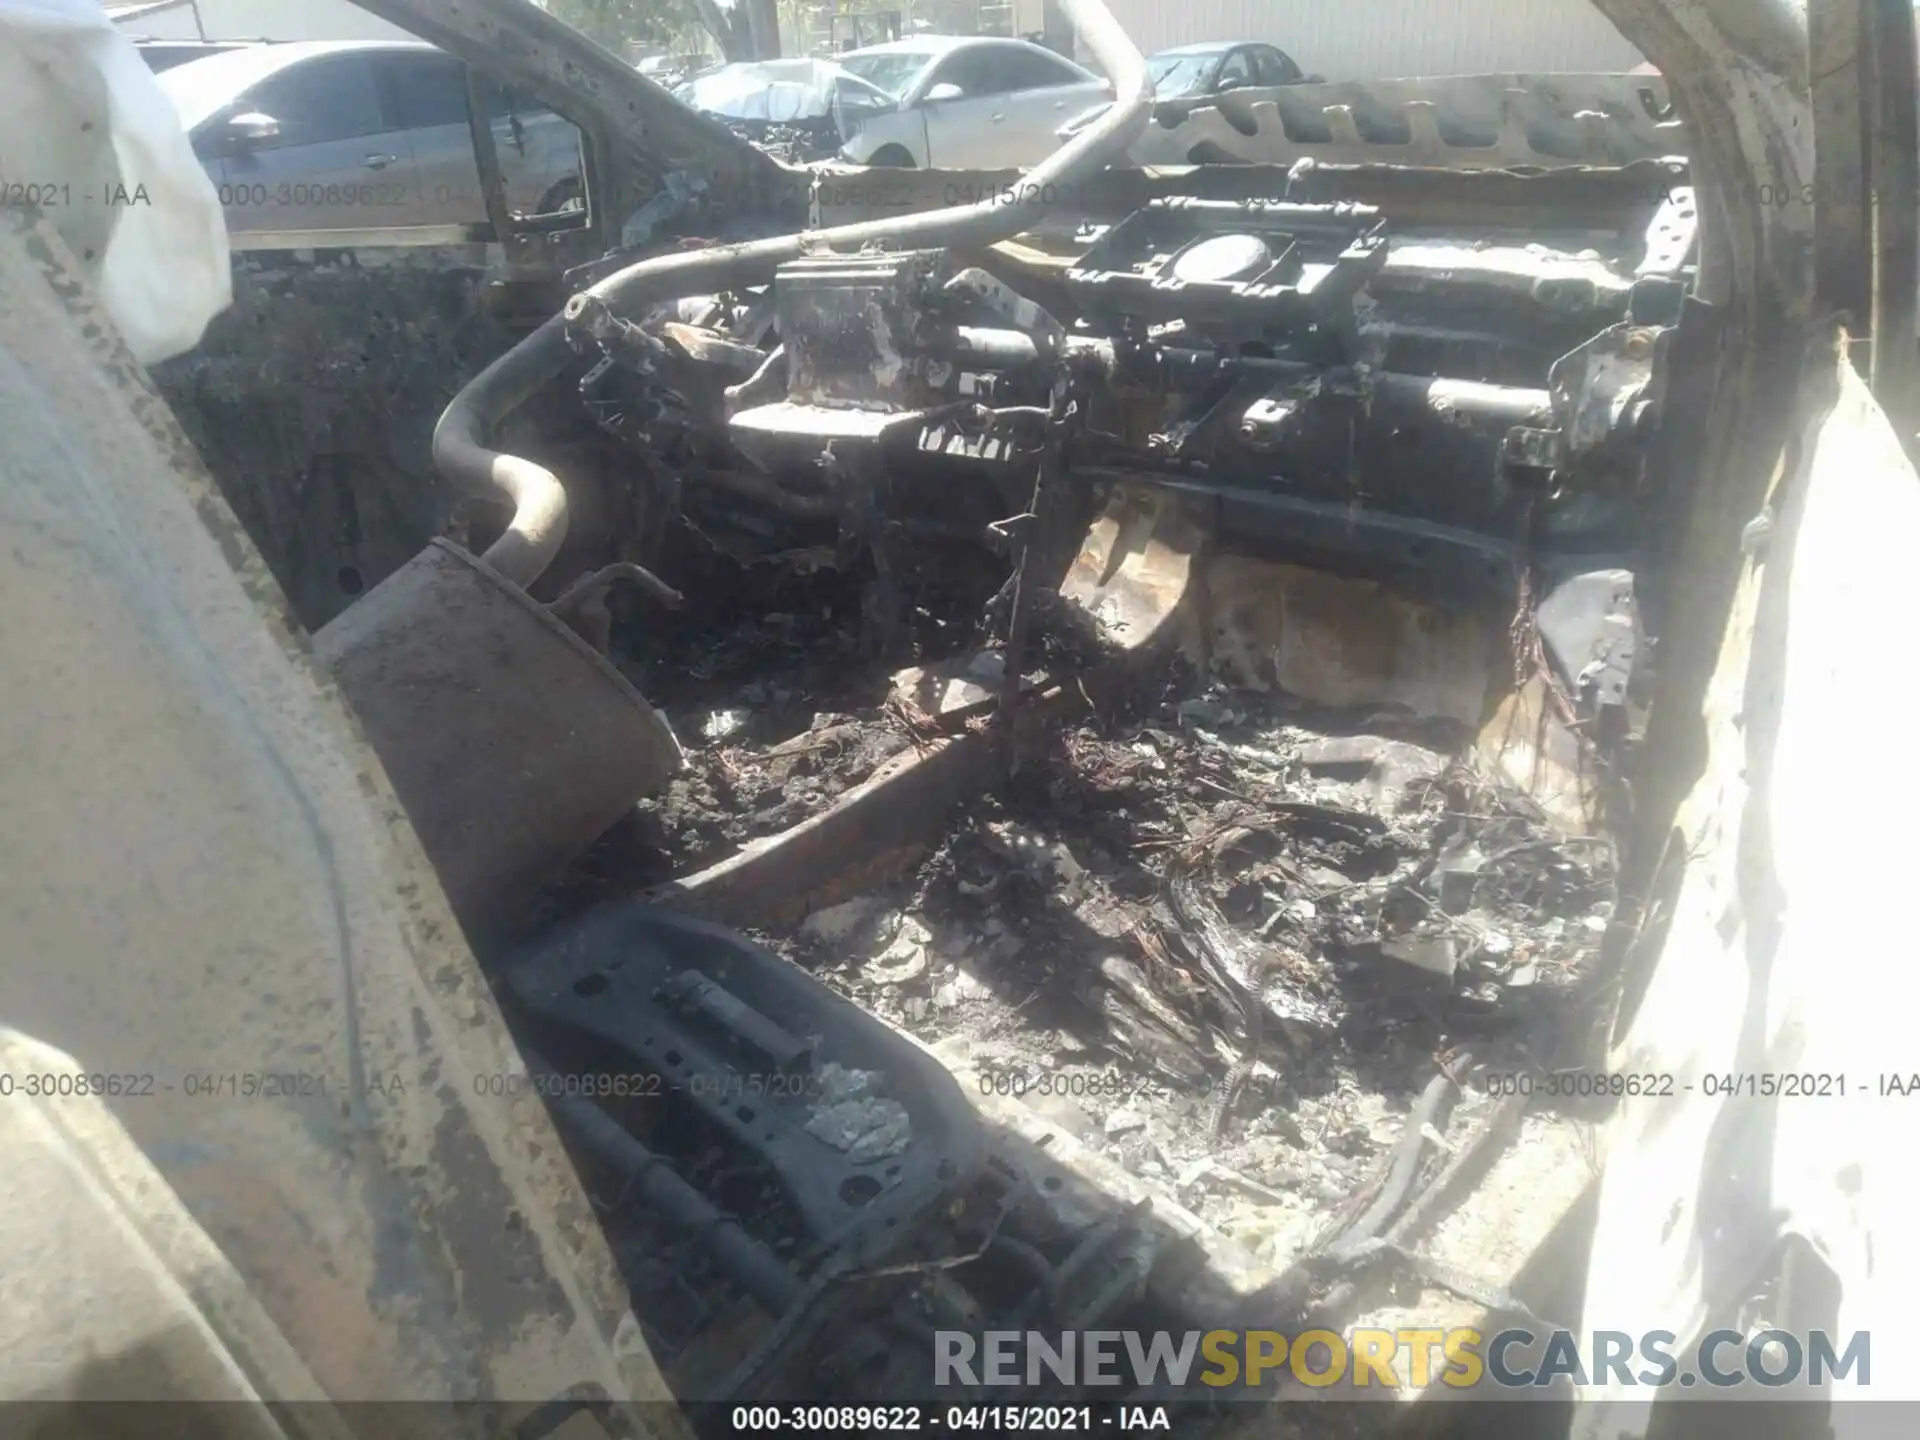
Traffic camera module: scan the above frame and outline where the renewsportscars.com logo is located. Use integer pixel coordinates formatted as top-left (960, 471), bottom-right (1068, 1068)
top-left (933, 1328), bottom-right (1872, 1391)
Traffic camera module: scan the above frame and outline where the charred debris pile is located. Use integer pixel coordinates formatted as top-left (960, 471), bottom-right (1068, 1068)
top-left (674, 622), bottom-right (1617, 1260)
top-left (628, 556), bottom-right (1002, 875)
top-left (301, 120), bottom-right (1686, 1409)
top-left (794, 667), bottom-right (1613, 1239)
top-left (521, 478), bottom-right (1622, 1263)
top-left (505, 545), bottom-right (1624, 1409)
top-left (511, 565), bottom-right (1624, 1410)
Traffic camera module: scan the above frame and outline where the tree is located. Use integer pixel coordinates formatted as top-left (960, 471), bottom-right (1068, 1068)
top-left (547, 0), bottom-right (780, 62)
top-left (684, 0), bottom-right (780, 61)
top-left (545, 0), bottom-right (675, 53)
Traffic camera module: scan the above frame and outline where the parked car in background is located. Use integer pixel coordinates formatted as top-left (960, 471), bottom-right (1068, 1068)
top-left (833, 35), bottom-right (1109, 168)
top-left (132, 38), bottom-right (252, 73)
top-left (673, 57), bottom-right (898, 161)
top-left (675, 57), bottom-right (896, 129)
top-left (156, 40), bottom-right (588, 242)
top-left (1145, 40), bottom-right (1312, 97)
top-left (1058, 39), bottom-right (1317, 142)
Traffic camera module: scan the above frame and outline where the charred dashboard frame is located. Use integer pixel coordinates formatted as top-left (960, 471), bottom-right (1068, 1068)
top-left (193, 0), bottom-right (1888, 1424)
top-left (322, 40), bottom-right (1706, 1427)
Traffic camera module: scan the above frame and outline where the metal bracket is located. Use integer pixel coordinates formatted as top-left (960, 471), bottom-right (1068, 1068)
top-left (1636, 183), bottom-right (1699, 278)
top-left (1538, 569), bottom-right (1641, 713)
top-left (1239, 392), bottom-right (1303, 449)
top-left (946, 267), bottom-right (1067, 362)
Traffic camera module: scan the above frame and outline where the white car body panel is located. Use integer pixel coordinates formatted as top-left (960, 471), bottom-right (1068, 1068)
top-left (919, 76), bottom-right (1105, 167)
top-left (837, 36), bottom-right (1105, 168)
top-left (1570, 348), bottom-right (1920, 1427)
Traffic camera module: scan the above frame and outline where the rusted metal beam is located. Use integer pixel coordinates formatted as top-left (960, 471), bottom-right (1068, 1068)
top-left (462, 62), bottom-right (515, 246)
top-left (1865, 0), bottom-right (1920, 447)
top-left (1809, 0), bottom-right (1869, 326)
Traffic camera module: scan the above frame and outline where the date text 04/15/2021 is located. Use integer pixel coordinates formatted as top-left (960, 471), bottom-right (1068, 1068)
top-left (1474, 1070), bottom-right (1920, 1098)
top-left (0, 1071), bottom-right (353, 1100)
top-left (726, 1405), bottom-right (1169, 1431)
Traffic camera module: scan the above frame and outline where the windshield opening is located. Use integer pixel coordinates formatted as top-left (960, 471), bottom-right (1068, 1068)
top-left (1147, 53), bottom-right (1218, 98)
top-left (839, 50), bottom-right (935, 97)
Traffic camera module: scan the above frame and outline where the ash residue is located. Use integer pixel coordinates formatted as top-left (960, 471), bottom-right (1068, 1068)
top-left (804, 1062), bottom-right (914, 1163)
top-left (556, 552), bottom-right (1001, 895)
top-left (640, 715), bottom-right (915, 875)
top-left (769, 670), bottom-right (1616, 1270)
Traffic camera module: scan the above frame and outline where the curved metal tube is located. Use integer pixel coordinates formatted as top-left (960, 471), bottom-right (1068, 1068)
top-left (431, 0), bottom-right (1151, 590)
top-left (431, 312), bottom-right (572, 589)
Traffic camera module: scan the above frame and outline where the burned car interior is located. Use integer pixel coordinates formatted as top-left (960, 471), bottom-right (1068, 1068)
top-left (132, 0), bottom-right (1883, 1426)
top-left (471, 152), bottom-right (1675, 1411)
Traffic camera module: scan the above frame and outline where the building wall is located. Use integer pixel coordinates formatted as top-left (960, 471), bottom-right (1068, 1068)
top-left (113, 0), bottom-right (415, 43)
top-left (1063, 0), bottom-right (1645, 78)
